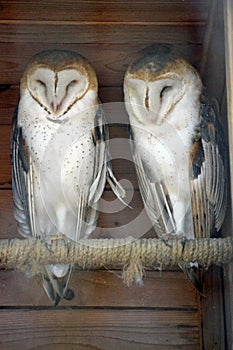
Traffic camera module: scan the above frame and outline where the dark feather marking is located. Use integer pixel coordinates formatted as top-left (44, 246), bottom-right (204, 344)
top-left (54, 72), bottom-right (58, 93)
top-left (145, 87), bottom-right (149, 110)
top-left (190, 139), bottom-right (204, 178)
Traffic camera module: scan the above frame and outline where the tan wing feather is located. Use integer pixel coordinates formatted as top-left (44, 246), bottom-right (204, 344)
top-left (190, 95), bottom-right (227, 238)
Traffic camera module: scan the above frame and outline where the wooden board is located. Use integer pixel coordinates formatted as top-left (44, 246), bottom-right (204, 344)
top-left (0, 23), bottom-right (206, 45)
top-left (0, 309), bottom-right (200, 350)
top-left (0, 42), bottom-right (203, 86)
top-left (0, 270), bottom-right (198, 308)
top-left (0, 0), bottom-right (208, 23)
top-left (0, 190), bottom-right (18, 238)
top-left (0, 126), bottom-right (12, 188)
top-left (200, 267), bottom-right (226, 350)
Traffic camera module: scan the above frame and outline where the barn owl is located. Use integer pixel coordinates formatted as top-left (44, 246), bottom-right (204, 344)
top-left (124, 49), bottom-right (227, 291)
top-left (11, 49), bottom-right (125, 305)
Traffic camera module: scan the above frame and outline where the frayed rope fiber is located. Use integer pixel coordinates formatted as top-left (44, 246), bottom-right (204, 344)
top-left (0, 237), bottom-right (232, 285)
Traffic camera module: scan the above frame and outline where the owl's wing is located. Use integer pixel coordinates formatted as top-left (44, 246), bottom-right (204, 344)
top-left (11, 108), bottom-right (33, 237)
top-left (11, 110), bottom-right (70, 305)
top-left (130, 123), bottom-right (205, 293)
top-left (129, 127), bottom-right (176, 238)
top-left (190, 93), bottom-right (227, 238)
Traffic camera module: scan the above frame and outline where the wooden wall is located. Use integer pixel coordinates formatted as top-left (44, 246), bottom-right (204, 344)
top-left (0, 1), bottom-right (230, 349)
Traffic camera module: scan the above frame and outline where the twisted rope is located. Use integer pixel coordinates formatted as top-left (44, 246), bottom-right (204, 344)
top-left (0, 237), bottom-right (232, 285)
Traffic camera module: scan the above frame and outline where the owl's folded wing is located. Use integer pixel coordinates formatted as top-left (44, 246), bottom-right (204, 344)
top-left (11, 108), bottom-right (34, 237)
top-left (190, 94), bottom-right (227, 238)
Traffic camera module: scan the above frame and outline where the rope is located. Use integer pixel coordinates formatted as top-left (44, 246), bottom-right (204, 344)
top-left (0, 237), bottom-right (232, 285)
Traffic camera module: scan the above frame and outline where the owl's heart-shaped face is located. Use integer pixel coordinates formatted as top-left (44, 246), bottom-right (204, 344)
top-left (125, 75), bottom-right (185, 124)
top-left (20, 49), bottom-right (98, 121)
top-left (28, 68), bottom-right (89, 117)
top-left (124, 56), bottom-right (202, 126)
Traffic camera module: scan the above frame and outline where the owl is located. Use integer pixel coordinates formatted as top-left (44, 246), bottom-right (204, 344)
top-left (11, 49), bottom-right (125, 305)
top-left (124, 49), bottom-right (227, 291)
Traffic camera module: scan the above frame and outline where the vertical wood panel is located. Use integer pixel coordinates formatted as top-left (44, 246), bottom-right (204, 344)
top-left (200, 267), bottom-right (226, 350)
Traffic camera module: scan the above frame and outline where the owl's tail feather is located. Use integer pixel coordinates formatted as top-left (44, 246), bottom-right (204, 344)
top-left (42, 265), bottom-right (74, 306)
top-left (107, 165), bottom-right (127, 204)
top-left (179, 261), bottom-right (204, 296)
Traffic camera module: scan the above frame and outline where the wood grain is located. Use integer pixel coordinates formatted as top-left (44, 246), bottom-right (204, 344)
top-left (0, 309), bottom-right (200, 350)
top-left (0, 190), bottom-right (18, 238)
top-left (200, 0), bottom-right (226, 103)
top-left (0, 85), bottom-right (19, 124)
top-left (0, 23), bottom-right (206, 45)
top-left (200, 267), bottom-right (226, 350)
top-left (0, 1), bottom-right (208, 23)
top-left (0, 42), bottom-right (201, 87)
top-left (0, 125), bottom-right (12, 187)
top-left (0, 43), bottom-right (143, 86)
top-left (0, 270), bottom-right (197, 307)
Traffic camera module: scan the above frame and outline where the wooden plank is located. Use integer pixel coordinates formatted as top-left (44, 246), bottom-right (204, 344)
top-left (0, 42), bottom-right (203, 85)
top-left (0, 1), bottom-right (208, 23)
top-left (223, 264), bottom-right (233, 350)
top-left (0, 23), bottom-right (206, 44)
top-left (200, 267), bottom-right (226, 350)
top-left (100, 86), bottom-right (123, 103)
top-left (0, 85), bottom-right (19, 124)
top-left (0, 125), bottom-right (12, 187)
top-left (0, 270), bottom-right (198, 307)
top-left (0, 309), bottom-right (200, 350)
top-left (200, 0), bottom-right (226, 103)
top-left (0, 190), bottom-right (18, 238)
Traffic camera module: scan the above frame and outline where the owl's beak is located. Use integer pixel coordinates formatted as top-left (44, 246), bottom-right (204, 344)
top-left (50, 101), bottom-right (63, 115)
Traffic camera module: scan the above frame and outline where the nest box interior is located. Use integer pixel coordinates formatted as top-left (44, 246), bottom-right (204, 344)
top-left (0, 1), bottom-right (232, 349)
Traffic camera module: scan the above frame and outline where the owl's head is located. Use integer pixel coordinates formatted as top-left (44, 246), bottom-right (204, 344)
top-left (124, 51), bottom-right (202, 125)
top-left (20, 49), bottom-right (98, 120)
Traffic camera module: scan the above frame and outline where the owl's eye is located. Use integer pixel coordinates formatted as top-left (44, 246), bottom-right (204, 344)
top-left (36, 80), bottom-right (46, 88)
top-left (67, 80), bottom-right (78, 89)
top-left (36, 79), bottom-right (45, 86)
top-left (160, 86), bottom-right (172, 99)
